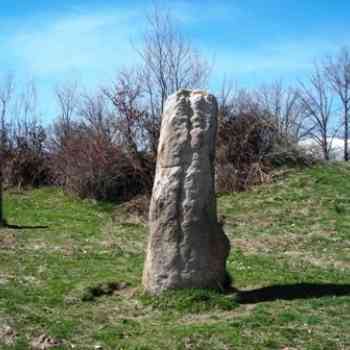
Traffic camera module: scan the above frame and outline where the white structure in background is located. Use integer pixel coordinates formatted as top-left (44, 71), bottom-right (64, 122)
top-left (299, 138), bottom-right (344, 161)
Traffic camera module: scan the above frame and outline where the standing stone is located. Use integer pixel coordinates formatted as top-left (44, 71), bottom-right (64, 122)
top-left (143, 89), bottom-right (231, 295)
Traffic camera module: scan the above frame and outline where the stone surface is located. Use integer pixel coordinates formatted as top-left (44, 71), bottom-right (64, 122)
top-left (143, 89), bottom-right (231, 295)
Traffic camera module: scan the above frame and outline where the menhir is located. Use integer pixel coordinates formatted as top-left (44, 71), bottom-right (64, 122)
top-left (143, 89), bottom-right (231, 295)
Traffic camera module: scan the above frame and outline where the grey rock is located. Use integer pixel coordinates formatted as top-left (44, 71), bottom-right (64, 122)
top-left (143, 89), bottom-right (231, 295)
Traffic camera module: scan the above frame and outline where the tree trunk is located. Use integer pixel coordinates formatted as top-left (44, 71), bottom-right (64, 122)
top-left (345, 106), bottom-right (349, 161)
top-left (0, 168), bottom-right (4, 227)
top-left (322, 139), bottom-right (330, 161)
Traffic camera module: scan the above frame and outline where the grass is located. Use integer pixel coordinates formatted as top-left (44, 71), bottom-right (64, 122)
top-left (0, 163), bottom-right (350, 349)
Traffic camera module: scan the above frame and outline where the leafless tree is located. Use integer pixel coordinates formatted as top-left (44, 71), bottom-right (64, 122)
top-left (0, 73), bottom-right (15, 226)
top-left (12, 80), bottom-right (39, 140)
top-left (103, 70), bottom-right (146, 154)
top-left (136, 5), bottom-right (210, 155)
top-left (103, 70), bottom-right (154, 191)
top-left (10, 81), bottom-right (49, 188)
top-left (46, 82), bottom-right (80, 188)
top-left (54, 81), bottom-right (79, 139)
top-left (49, 81), bottom-right (80, 167)
top-left (298, 64), bottom-right (336, 160)
top-left (79, 92), bottom-right (114, 143)
top-left (256, 81), bottom-right (307, 142)
top-left (324, 47), bottom-right (350, 161)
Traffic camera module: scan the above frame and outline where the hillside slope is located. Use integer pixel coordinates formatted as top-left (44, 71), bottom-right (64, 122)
top-left (0, 163), bottom-right (349, 349)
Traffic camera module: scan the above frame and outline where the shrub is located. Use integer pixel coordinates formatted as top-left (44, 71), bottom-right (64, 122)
top-left (50, 125), bottom-right (154, 202)
top-left (216, 106), bottom-right (312, 192)
top-left (4, 125), bottom-right (51, 188)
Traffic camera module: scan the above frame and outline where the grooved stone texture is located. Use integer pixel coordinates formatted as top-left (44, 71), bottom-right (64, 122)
top-left (143, 89), bottom-right (231, 295)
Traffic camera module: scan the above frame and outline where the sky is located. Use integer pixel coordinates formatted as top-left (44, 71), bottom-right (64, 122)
top-left (1, 0), bottom-right (350, 120)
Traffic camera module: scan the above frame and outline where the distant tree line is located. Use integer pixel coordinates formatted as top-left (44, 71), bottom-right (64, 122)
top-left (0, 7), bottom-right (349, 223)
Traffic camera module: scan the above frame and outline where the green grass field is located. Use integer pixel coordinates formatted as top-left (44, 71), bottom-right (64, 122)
top-left (1, 163), bottom-right (350, 349)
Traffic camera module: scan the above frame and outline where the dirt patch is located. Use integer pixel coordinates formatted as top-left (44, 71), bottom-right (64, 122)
top-left (101, 222), bottom-right (146, 255)
top-left (0, 273), bottom-right (14, 285)
top-left (81, 281), bottom-right (131, 302)
top-left (285, 251), bottom-right (350, 270)
top-left (112, 195), bottom-right (150, 224)
top-left (0, 231), bottom-right (16, 249)
top-left (179, 305), bottom-right (257, 326)
top-left (233, 234), bottom-right (302, 254)
top-left (31, 334), bottom-right (62, 349)
top-left (0, 324), bottom-right (17, 346)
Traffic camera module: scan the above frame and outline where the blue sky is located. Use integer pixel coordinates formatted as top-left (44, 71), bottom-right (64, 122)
top-left (1, 0), bottom-right (350, 119)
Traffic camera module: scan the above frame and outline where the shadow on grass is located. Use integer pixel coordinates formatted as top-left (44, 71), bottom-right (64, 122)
top-left (234, 283), bottom-right (350, 304)
top-left (2, 223), bottom-right (49, 230)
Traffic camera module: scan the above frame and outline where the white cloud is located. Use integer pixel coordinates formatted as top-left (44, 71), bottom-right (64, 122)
top-left (4, 7), bottom-right (144, 80)
top-left (3, 1), bottom-right (239, 81)
top-left (169, 0), bottom-right (242, 24)
top-left (1, 2), bottom-right (346, 96)
top-left (207, 38), bottom-right (343, 86)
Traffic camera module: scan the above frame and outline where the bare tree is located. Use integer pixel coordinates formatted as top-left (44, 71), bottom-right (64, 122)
top-left (103, 70), bottom-right (146, 154)
top-left (8, 81), bottom-right (49, 189)
top-left (12, 80), bottom-right (39, 140)
top-left (49, 81), bottom-right (80, 164)
top-left (79, 92), bottom-right (114, 143)
top-left (54, 81), bottom-right (79, 139)
top-left (103, 70), bottom-right (155, 192)
top-left (0, 73), bottom-right (15, 226)
top-left (298, 64), bottom-right (336, 160)
top-left (0, 74), bottom-right (14, 147)
top-left (324, 47), bottom-right (350, 161)
top-left (136, 6), bottom-right (210, 155)
top-left (256, 81), bottom-right (306, 142)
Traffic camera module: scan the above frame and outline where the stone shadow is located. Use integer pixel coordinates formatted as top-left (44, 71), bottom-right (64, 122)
top-left (2, 223), bottom-right (48, 230)
top-left (232, 283), bottom-right (350, 304)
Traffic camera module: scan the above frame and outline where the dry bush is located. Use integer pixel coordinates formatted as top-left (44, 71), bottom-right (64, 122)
top-left (1, 118), bottom-right (51, 189)
top-left (112, 194), bottom-right (150, 224)
top-left (49, 80), bottom-right (155, 202)
top-left (6, 126), bottom-right (51, 188)
top-left (0, 77), bottom-right (51, 189)
top-left (216, 88), bottom-right (313, 192)
top-left (216, 109), bottom-right (276, 192)
top-left (50, 123), bottom-right (153, 202)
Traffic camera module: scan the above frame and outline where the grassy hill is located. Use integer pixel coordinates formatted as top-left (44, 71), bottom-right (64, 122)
top-left (1, 163), bottom-right (350, 350)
